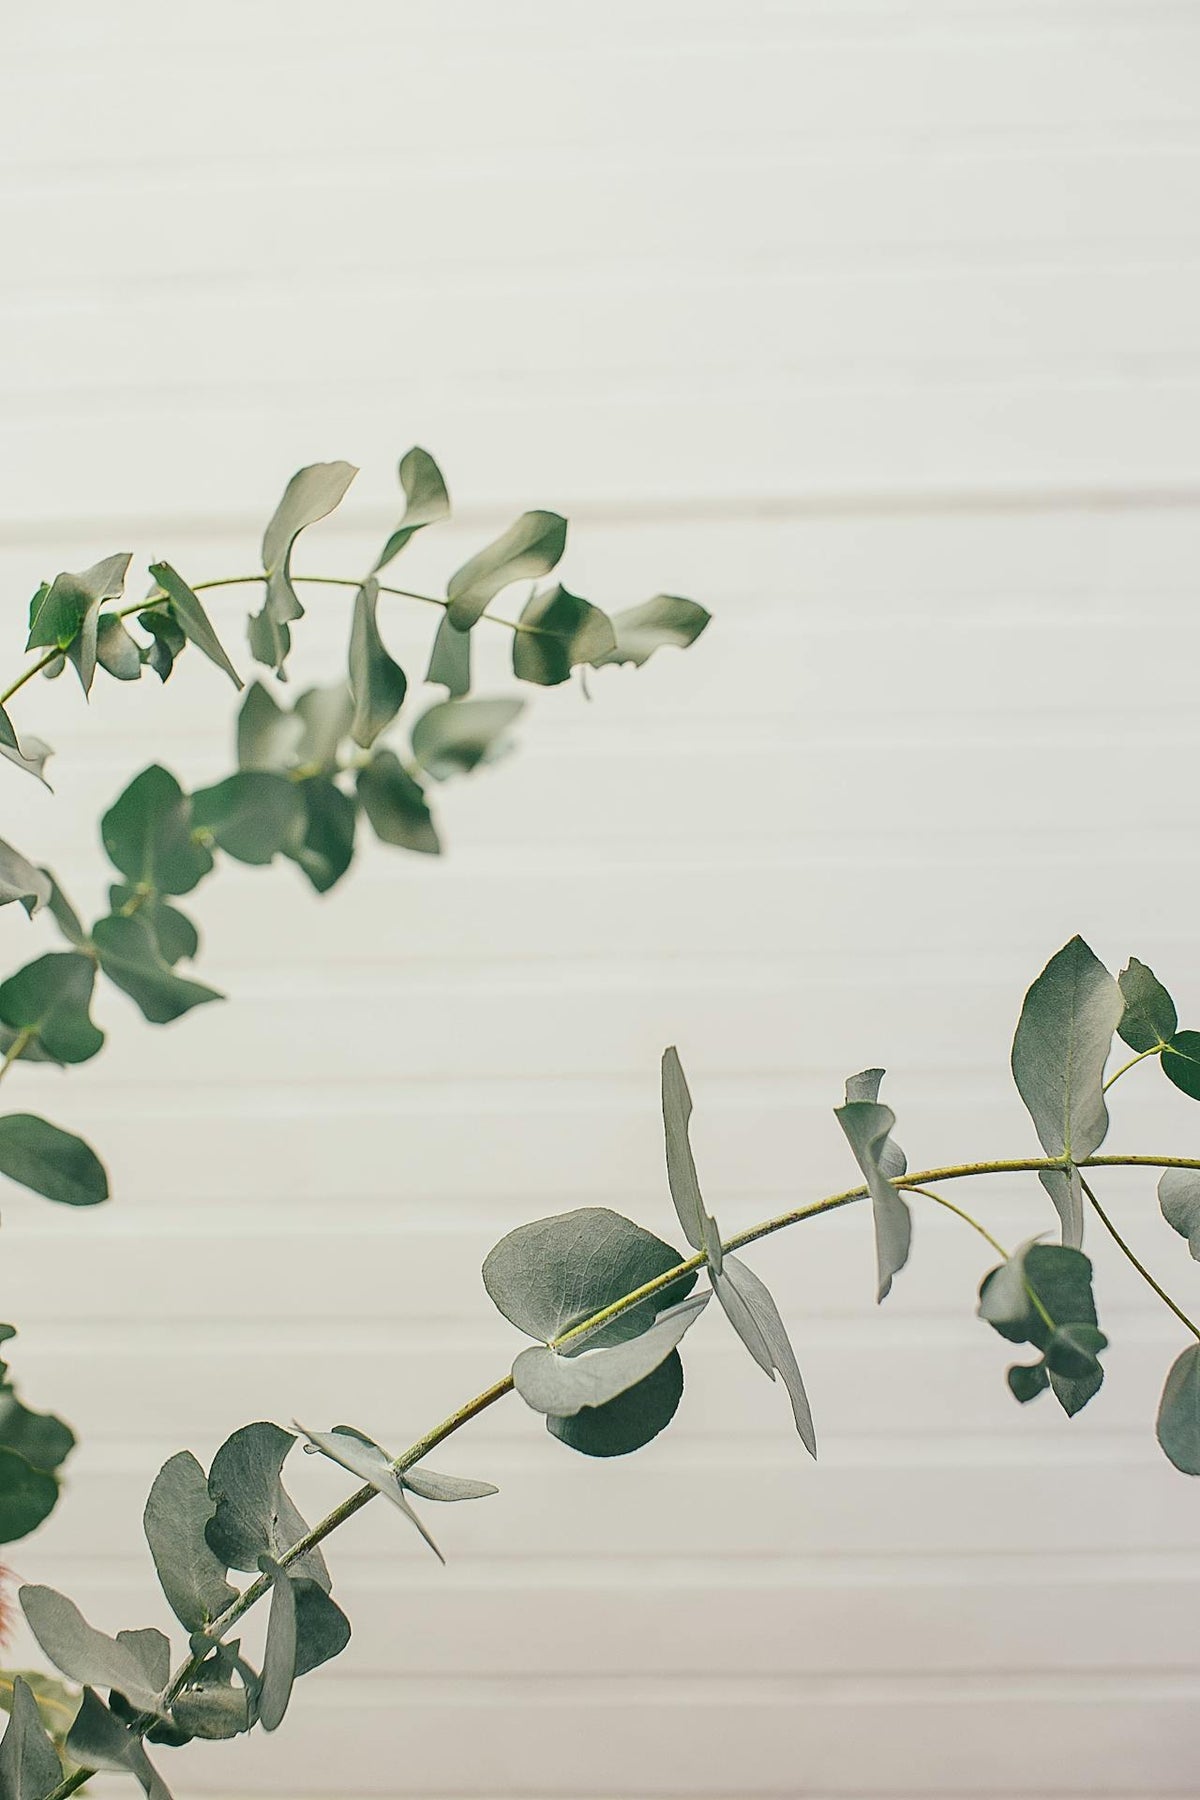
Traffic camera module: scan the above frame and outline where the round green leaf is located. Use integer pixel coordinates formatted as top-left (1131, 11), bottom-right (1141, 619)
top-left (0, 953), bottom-right (104, 1064)
top-left (101, 765), bottom-right (213, 895)
top-left (547, 1353), bottom-right (685, 1458)
top-left (1163, 1032), bottom-right (1200, 1101)
top-left (0, 1450), bottom-right (59, 1544)
top-left (191, 772), bottom-right (305, 866)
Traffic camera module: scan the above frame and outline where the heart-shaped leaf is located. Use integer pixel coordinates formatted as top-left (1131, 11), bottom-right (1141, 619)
top-left (446, 511), bottom-right (567, 630)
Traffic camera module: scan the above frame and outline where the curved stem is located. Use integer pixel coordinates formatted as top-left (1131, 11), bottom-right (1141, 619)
top-left (1079, 1173), bottom-right (1200, 1342)
top-left (904, 1184), bottom-right (1010, 1258)
top-left (40, 1147), bottom-right (1200, 1800)
top-left (0, 649), bottom-right (62, 708)
top-left (1103, 1047), bottom-right (1159, 1092)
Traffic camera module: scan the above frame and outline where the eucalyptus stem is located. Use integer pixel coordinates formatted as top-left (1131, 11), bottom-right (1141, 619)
top-left (1079, 1174), bottom-right (1200, 1342)
top-left (41, 1148), bottom-right (1200, 1800)
top-left (0, 649), bottom-right (61, 709)
top-left (0, 1028), bottom-right (33, 1083)
top-left (1103, 1047), bottom-right (1160, 1091)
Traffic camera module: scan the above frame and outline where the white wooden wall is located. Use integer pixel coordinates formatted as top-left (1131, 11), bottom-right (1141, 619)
top-left (3, 3), bottom-right (1200, 1795)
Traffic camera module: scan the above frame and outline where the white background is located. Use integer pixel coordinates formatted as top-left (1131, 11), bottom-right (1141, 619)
top-left (3, 3), bottom-right (1200, 1796)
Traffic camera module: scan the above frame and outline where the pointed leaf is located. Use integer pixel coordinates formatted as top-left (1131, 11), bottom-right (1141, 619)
top-left (1011, 936), bottom-right (1122, 1161)
top-left (0, 1115), bottom-right (108, 1207)
top-left (256, 1558), bottom-right (297, 1733)
top-left (373, 446), bottom-right (450, 570)
top-left (0, 736), bottom-right (53, 788)
top-left (660, 1046), bottom-right (722, 1272)
top-left (42, 873), bottom-right (85, 945)
top-left (348, 578), bottom-right (407, 747)
top-left (65, 1690), bottom-right (173, 1800)
top-left (101, 766), bottom-right (213, 896)
top-left (237, 681), bottom-right (305, 772)
top-left (205, 1422), bottom-right (329, 1588)
top-left (1117, 958), bottom-right (1177, 1052)
top-left (513, 1294), bottom-right (708, 1416)
top-left (1157, 1342), bottom-right (1200, 1474)
top-left (425, 613), bottom-right (471, 697)
top-left (191, 772), bottom-right (305, 865)
top-left (712, 1254), bottom-right (817, 1456)
top-left (357, 751), bottom-right (440, 854)
top-left (1039, 1164), bottom-right (1085, 1250)
top-left (483, 1206), bottom-right (696, 1350)
top-left (590, 594), bottom-right (711, 668)
top-left (400, 1466), bottom-right (498, 1503)
top-left (411, 697), bottom-right (522, 780)
top-left (252, 462), bottom-right (358, 674)
top-left (512, 584), bottom-right (615, 686)
top-left (20, 1587), bottom-right (167, 1713)
top-left (138, 608), bottom-right (186, 683)
top-left (1162, 1032), bottom-right (1200, 1101)
top-left (0, 953), bottom-right (104, 1064)
top-left (0, 1676), bottom-right (62, 1800)
top-left (1159, 1168), bottom-right (1200, 1259)
top-left (446, 510), bottom-right (566, 629)
top-left (291, 778), bottom-right (357, 893)
top-left (0, 841), bottom-right (51, 916)
top-left (147, 563), bottom-right (243, 689)
top-left (143, 1451), bottom-right (237, 1632)
top-left (93, 913), bottom-right (221, 1025)
top-left (27, 554), bottom-right (130, 696)
top-left (835, 1071), bottom-right (911, 1302)
top-left (295, 1424), bottom-right (446, 1563)
top-left (548, 1353), bottom-right (684, 1458)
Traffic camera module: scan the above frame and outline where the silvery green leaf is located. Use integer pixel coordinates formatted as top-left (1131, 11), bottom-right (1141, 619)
top-left (548, 1353), bottom-right (684, 1459)
top-left (1157, 1342), bottom-right (1200, 1474)
top-left (290, 778), bottom-right (357, 893)
top-left (256, 1558), bottom-right (297, 1733)
top-left (0, 841), bottom-right (50, 916)
top-left (357, 751), bottom-right (440, 854)
top-left (411, 697), bottom-right (523, 780)
top-left (0, 953), bottom-right (103, 1064)
top-left (170, 1679), bottom-right (249, 1742)
top-left (101, 765), bottom-right (213, 895)
top-left (191, 771), bottom-right (305, 865)
top-left (1039, 1165), bottom-right (1085, 1250)
top-left (1162, 1033), bottom-right (1200, 1101)
top-left (108, 887), bottom-right (198, 967)
top-left (205, 1422), bottom-right (329, 1588)
top-left (19, 1586), bottom-right (167, 1714)
top-left (26, 554), bottom-right (131, 696)
top-left (0, 1114), bottom-right (108, 1207)
top-left (138, 607), bottom-right (186, 683)
top-left (373, 447), bottom-right (450, 571)
top-left (293, 683), bottom-right (354, 773)
top-left (294, 1423), bottom-right (446, 1563)
top-left (511, 584), bottom-right (615, 686)
top-left (0, 735), bottom-right (53, 788)
top-left (446, 511), bottom-right (567, 630)
top-left (95, 614), bottom-right (142, 682)
top-left (590, 594), bottom-right (711, 668)
top-left (1011, 936), bottom-right (1122, 1162)
top-left (660, 1046), bottom-right (722, 1272)
top-left (143, 1451), bottom-right (237, 1632)
top-left (93, 914), bottom-right (222, 1025)
top-left (712, 1254), bottom-right (816, 1456)
top-left (349, 578), bottom-right (407, 747)
top-left (66, 1689), bottom-right (173, 1800)
top-left (483, 1206), bottom-right (696, 1350)
top-left (42, 872), bottom-right (85, 944)
top-left (0, 1448), bottom-right (59, 1543)
top-left (425, 613), bottom-right (471, 697)
top-left (400, 1467), bottom-right (498, 1503)
top-left (978, 1240), bottom-right (1105, 1416)
top-left (147, 563), bottom-right (243, 690)
top-left (252, 461), bottom-right (358, 675)
top-left (1159, 1169), bottom-right (1200, 1259)
top-left (0, 1675), bottom-right (62, 1800)
top-left (514, 1293), bottom-right (707, 1416)
top-left (292, 1580), bottom-right (350, 1678)
top-left (1117, 957), bottom-right (1177, 1053)
top-left (835, 1071), bottom-right (911, 1302)
top-left (237, 682), bottom-right (305, 772)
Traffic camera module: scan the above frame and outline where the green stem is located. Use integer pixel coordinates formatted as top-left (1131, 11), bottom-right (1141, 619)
top-left (0, 1027), bottom-right (33, 1082)
top-left (0, 649), bottom-right (62, 708)
top-left (40, 1147), bottom-right (1200, 1800)
top-left (1079, 1174), bottom-right (1200, 1342)
top-left (904, 1184), bottom-right (1010, 1258)
top-left (1103, 1047), bottom-right (1160, 1092)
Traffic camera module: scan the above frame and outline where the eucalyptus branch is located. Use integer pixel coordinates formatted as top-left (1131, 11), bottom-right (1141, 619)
top-left (1080, 1173), bottom-right (1200, 1342)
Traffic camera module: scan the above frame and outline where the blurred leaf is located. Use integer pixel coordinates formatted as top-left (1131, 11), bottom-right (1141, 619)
top-left (483, 1206), bottom-right (695, 1350)
top-left (373, 447), bottom-right (450, 571)
top-left (42, 874), bottom-right (85, 945)
top-left (256, 1558), bottom-right (297, 1733)
top-left (590, 594), bottom-right (710, 668)
top-left (0, 1669), bottom-right (81, 1750)
top-left (661, 1046), bottom-right (722, 1273)
top-left (0, 1450), bottom-right (60, 1544)
top-left (93, 913), bottom-right (221, 1025)
top-left (0, 841), bottom-right (50, 916)
top-left (1163, 1032), bottom-right (1200, 1101)
top-left (0, 1327), bottom-right (74, 1475)
top-left (205, 1422), bottom-right (329, 1589)
top-left (357, 751), bottom-right (440, 854)
top-left (138, 608), bottom-right (186, 683)
top-left (147, 563), bottom-right (243, 690)
top-left (294, 683), bottom-right (353, 773)
top-left (400, 1466), bottom-right (498, 1503)
top-left (512, 584), bottom-right (614, 686)
top-left (0, 736), bottom-right (53, 788)
top-left (0, 954), bottom-right (104, 1064)
top-left (411, 697), bottom-right (522, 780)
top-left (296, 1424), bottom-right (446, 1563)
top-left (978, 1239), bottom-right (1105, 1415)
top-left (251, 462), bottom-right (358, 676)
top-left (94, 614), bottom-right (142, 682)
top-left (143, 1451), bottom-right (236, 1633)
top-left (711, 1254), bottom-right (817, 1456)
top-left (237, 681), bottom-right (305, 772)
top-left (425, 613), bottom-right (471, 697)
top-left (1159, 1168), bottom-right (1200, 1259)
top-left (0, 1675), bottom-right (63, 1800)
top-left (446, 511), bottom-right (567, 630)
top-left (0, 1115), bottom-right (107, 1207)
top-left (1117, 958), bottom-right (1177, 1053)
top-left (835, 1069), bottom-right (911, 1302)
top-left (109, 887), bottom-right (199, 967)
top-left (514, 1294), bottom-right (708, 1417)
top-left (65, 1689), bottom-right (173, 1800)
top-left (20, 1588), bottom-right (167, 1714)
top-left (1158, 1342), bottom-right (1200, 1474)
top-left (0, 704), bottom-right (16, 751)
top-left (348, 578), bottom-right (407, 747)
top-left (26, 554), bottom-right (131, 696)
top-left (291, 778), bottom-right (357, 893)
top-left (102, 765), bottom-right (213, 896)
top-left (1011, 936), bottom-right (1122, 1170)
top-left (548, 1353), bottom-right (684, 1458)
top-left (191, 772), bottom-right (305, 865)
